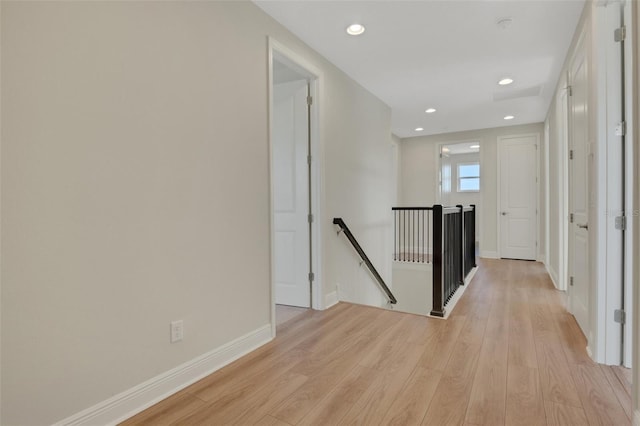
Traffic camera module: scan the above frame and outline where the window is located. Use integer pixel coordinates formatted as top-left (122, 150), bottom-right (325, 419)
top-left (441, 164), bottom-right (451, 194)
top-left (458, 162), bottom-right (480, 192)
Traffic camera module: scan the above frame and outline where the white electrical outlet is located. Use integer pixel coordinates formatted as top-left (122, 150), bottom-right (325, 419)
top-left (170, 320), bottom-right (184, 343)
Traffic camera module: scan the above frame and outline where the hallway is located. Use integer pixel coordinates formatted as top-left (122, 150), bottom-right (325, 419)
top-left (122, 259), bottom-right (630, 425)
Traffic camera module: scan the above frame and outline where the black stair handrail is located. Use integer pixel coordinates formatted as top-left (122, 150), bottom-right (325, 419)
top-left (333, 218), bottom-right (397, 304)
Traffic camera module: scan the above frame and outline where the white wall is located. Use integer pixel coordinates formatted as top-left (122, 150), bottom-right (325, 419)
top-left (323, 79), bottom-right (395, 307)
top-left (545, 80), bottom-right (569, 290)
top-left (0, 2), bottom-right (3, 421)
top-left (633, 0), bottom-right (639, 420)
top-left (399, 123), bottom-right (544, 258)
top-left (544, 0), bottom-right (640, 366)
top-left (391, 134), bottom-right (401, 206)
top-left (0, 2), bottom-right (394, 424)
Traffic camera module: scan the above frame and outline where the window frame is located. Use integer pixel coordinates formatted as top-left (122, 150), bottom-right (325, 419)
top-left (457, 162), bottom-right (480, 193)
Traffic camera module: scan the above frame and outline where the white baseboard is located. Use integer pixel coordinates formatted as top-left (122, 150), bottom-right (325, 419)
top-left (464, 266), bottom-right (478, 285)
top-left (428, 266), bottom-right (478, 320)
top-left (325, 290), bottom-right (339, 309)
top-left (480, 251), bottom-right (499, 259)
top-left (586, 344), bottom-right (594, 361)
top-left (545, 262), bottom-right (560, 290)
top-left (54, 324), bottom-right (273, 426)
top-left (634, 409), bottom-right (640, 426)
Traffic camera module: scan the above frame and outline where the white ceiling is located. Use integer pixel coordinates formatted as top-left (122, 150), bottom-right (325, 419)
top-left (255, 0), bottom-right (585, 138)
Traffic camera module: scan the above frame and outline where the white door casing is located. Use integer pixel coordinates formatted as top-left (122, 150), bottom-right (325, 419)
top-left (559, 81), bottom-right (570, 293)
top-left (498, 134), bottom-right (538, 261)
top-left (568, 37), bottom-right (590, 338)
top-left (273, 80), bottom-right (310, 308)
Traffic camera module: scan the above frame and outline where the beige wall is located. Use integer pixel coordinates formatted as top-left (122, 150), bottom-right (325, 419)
top-left (0, 2), bottom-right (394, 424)
top-left (399, 123), bottom-right (544, 257)
top-left (320, 66), bottom-right (395, 307)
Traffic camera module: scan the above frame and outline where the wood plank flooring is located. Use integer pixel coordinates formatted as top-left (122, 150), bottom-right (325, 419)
top-left (121, 258), bottom-right (631, 426)
top-left (276, 305), bottom-right (309, 326)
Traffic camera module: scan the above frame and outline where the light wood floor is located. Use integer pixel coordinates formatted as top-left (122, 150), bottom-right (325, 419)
top-left (122, 258), bottom-right (631, 426)
top-left (276, 305), bottom-right (309, 326)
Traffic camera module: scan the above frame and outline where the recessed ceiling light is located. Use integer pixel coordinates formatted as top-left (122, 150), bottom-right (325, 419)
top-left (415, 127), bottom-right (424, 131)
top-left (504, 115), bottom-right (515, 120)
top-left (346, 24), bottom-right (365, 36)
top-left (425, 108), bottom-right (437, 114)
top-left (498, 78), bottom-right (514, 86)
top-left (470, 144), bottom-right (480, 149)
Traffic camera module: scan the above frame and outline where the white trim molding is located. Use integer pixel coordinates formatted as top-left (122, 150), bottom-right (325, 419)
top-left (428, 266), bottom-right (478, 320)
top-left (545, 262), bottom-right (560, 290)
top-left (267, 37), bottom-right (325, 317)
top-left (480, 251), bottom-right (499, 259)
top-left (634, 409), bottom-right (640, 426)
top-left (54, 325), bottom-right (272, 426)
top-left (324, 290), bottom-right (339, 309)
top-left (586, 342), bottom-right (594, 361)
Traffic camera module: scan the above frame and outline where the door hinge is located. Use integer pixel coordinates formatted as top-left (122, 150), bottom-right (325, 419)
top-left (308, 214), bottom-right (314, 224)
top-left (307, 96), bottom-right (313, 106)
top-left (570, 276), bottom-right (574, 286)
top-left (570, 213), bottom-right (574, 223)
top-left (615, 121), bottom-right (626, 137)
top-left (614, 309), bottom-right (626, 324)
top-left (567, 86), bottom-right (573, 96)
top-left (307, 155), bottom-right (312, 165)
top-left (569, 149), bottom-right (574, 160)
top-left (615, 215), bottom-right (626, 231)
top-left (308, 272), bottom-right (315, 282)
top-left (614, 26), bottom-right (626, 42)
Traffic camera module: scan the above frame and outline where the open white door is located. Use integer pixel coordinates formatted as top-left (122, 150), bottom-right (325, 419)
top-left (568, 39), bottom-right (590, 337)
top-left (273, 80), bottom-right (310, 308)
top-left (498, 135), bottom-right (538, 261)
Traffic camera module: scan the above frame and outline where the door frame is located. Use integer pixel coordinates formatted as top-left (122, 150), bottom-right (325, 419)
top-left (268, 38), bottom-right (324, 338)
top-left (496, 133), bottom-right (540, 260)
top-left (566, 24), bottom-right (596, 359)
top-left (622, 0), bottom-right (635, 369)
top-left (558, 72), bottom-right (571, 294)
top-left (589, 0), bottom-right (636, 366)
top-left (435, 139), bottom-right (484, 254)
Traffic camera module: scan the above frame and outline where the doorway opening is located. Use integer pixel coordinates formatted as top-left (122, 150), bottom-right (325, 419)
top-left (437, 141), bottom-right (481, 254)
top-left (269, 40), bottom-right (322, 336)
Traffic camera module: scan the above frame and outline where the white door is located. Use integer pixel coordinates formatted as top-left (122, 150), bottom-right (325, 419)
top-left (273, 80), bottom-right (310, 307)
top-left (498, 135), bottom-right (538, 260)
top-left (568, 42), bottom-right (590, 335)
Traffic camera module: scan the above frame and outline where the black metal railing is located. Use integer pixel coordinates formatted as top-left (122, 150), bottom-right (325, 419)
top-left (430, 206), bottom-right (464, 316)
top-left (333, 218), bottom-right (397, 304)
top-left (392, 207), bottom-right (432, 263)
top-left (432, 204), bottom-right (478, 317)
top-left (463, 205), bottom-right (477, 278)
top-left (392, 204), bottom-right (476, 317)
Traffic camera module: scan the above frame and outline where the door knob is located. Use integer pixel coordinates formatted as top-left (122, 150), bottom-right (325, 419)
top-left (501, 212), bottom-right (508, 216)
top-left (577, 223), bottom-right (588, 230)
